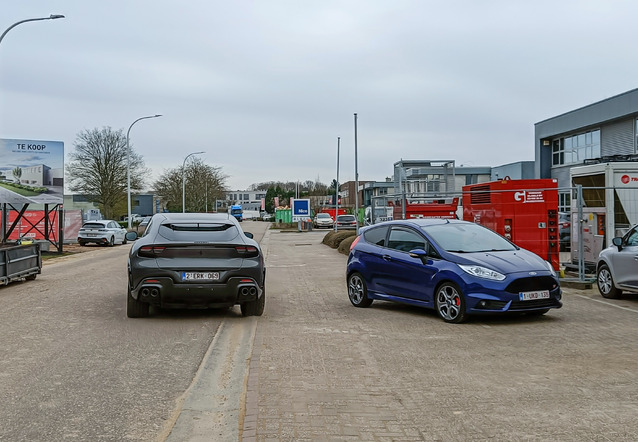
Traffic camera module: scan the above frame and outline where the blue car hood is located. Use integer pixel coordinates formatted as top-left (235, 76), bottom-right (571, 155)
top-left (449, 249), bottom-right (550, 274)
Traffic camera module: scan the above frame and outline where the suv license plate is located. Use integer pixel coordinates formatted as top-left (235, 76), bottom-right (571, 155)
top-left (519, 290), bottom-right (550, 301)
top-left (182, 272), bottom-right (220, 281)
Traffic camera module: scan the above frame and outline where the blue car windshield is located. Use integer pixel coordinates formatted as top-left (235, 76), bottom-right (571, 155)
top-left (422, 223), bottom-right (516, 253)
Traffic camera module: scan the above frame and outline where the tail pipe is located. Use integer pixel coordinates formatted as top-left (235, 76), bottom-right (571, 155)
top-left (140, 286), bottom-right (160, 297)
top-left (238, 284), bottom-right (259, 298)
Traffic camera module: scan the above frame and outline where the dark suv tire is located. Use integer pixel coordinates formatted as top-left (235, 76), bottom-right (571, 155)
top-left (127, 284), bottom-right (150, 318)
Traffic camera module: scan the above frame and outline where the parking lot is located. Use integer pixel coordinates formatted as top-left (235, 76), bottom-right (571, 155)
top-left (239, 227), bottom-right (638, 441)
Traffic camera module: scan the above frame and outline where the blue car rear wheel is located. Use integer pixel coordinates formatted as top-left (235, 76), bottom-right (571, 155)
top-left (348, 273), bottom-right (373, 308)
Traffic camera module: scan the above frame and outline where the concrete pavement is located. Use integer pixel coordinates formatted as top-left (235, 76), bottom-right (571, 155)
top-left (166, 225), bottom-right (638, 441)
top-left (240, 228), bottom-right (638, 441)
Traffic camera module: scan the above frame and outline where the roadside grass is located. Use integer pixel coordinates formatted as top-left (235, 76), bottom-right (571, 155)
top-left (0, 182), bottom-right (42, 196)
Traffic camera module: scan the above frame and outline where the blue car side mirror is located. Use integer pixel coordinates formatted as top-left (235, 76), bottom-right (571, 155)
top-left (409, 249), bottom-right (430, 263)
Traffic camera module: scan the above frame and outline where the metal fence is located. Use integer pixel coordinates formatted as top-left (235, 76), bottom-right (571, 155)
top-left (368, 184), bottom-right (638, 284)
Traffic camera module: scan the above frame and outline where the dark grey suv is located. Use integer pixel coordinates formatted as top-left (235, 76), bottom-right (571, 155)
top-left (596, 225), bottom-right (638, 298)
top-left (126, 213), bottom-right (265, 318)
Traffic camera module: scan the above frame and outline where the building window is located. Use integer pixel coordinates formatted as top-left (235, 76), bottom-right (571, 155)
top-left (552, 130), bottom-right (600, 166)
top-left (559, 192), bottom-right (571, 213)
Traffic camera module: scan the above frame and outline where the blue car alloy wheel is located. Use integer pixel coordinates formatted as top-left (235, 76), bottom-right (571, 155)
top-left (347, 272), bottom-right (373, 307)
top-left (346, 219), bottom-right (562, 324)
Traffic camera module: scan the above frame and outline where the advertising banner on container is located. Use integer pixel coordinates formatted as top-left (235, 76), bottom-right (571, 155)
top-left (0, 138), bottom-right (64, 204)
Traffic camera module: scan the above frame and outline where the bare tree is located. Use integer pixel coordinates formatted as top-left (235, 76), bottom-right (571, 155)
top-left (153, 157), bottom-right (227, 213)
top-left (66, 127), bottom-right (148, 219)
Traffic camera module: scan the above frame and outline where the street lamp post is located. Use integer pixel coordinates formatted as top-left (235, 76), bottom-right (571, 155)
top-left (354, 113), bottom-right (359, 234)
top-left (126, 115), bottom-right (161, 229)
top-left (182, 152), bottom-right (205, 213)
top-left (335, 136), bottom-right (340, 232)
top-left (0, 15), bottom-right (65, 46)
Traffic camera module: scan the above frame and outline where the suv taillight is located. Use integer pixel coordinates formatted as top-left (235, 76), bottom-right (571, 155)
top-left (235, 245), bottom-right (259, 257)
top-left (139, 246), bottom-right (165, 257)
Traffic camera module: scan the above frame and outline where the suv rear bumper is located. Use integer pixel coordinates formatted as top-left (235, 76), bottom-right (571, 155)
top-left (130, 276), bottom-right (263, 309)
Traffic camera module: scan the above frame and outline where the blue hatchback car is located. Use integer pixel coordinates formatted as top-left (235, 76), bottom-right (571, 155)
top-left (346, 219), bottom-right (562, 323)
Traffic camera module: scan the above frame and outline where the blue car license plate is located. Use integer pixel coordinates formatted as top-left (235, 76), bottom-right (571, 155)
top-left (519, 290), bottom-right (550, 301)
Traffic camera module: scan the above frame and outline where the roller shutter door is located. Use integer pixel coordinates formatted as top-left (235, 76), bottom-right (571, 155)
top-left (601, 119), bottom-right (634, 156)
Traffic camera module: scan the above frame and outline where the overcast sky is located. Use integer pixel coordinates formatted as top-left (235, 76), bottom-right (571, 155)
top-left (1, 1), bottom-right (637, 191)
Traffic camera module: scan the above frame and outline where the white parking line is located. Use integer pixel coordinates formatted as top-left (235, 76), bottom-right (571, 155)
top-left (574, 294), bottom-right (638, 314)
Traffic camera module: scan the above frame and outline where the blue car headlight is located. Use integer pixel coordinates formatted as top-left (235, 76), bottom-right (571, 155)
top-left (458, 264), bottom-right (506, 281)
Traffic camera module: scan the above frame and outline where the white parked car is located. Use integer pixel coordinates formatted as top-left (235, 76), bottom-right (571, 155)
top-left (124, 214), bottom-right (143, 223)
top-left (78, 220), bottom-right (127, 246)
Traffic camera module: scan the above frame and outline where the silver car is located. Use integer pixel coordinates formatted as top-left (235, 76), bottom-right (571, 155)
top-left (77, 220), bottom-right (127, 246)
top-left (313, 212), bottom-right (334, 229)
top-left (596, 225), bottom-right (638, 298)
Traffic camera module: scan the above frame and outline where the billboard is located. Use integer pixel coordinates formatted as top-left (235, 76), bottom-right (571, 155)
top-left (0, 138), bottom-right (64, 204)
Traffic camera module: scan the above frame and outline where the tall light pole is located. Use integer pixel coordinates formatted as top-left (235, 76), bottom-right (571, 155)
top-left (0, 15), bottom-right (65, 46)
top-left (354, 113), bottom-right (359, 234)
top-left (126, 115), bottom-right (161, 229)
top-left (334, 136), bottom-right (340, 232)
top-left (182, 151), bottom-right (205, 213)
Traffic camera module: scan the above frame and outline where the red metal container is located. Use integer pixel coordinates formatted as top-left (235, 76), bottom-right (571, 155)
top-left (389, 197), bottom-right (459, 220)
top-left (462, 178), bottom-right (560, 270)
top-left (320, 208), bottom-right (347, 219)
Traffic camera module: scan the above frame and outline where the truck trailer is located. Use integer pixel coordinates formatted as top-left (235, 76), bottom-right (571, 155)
top-left (230, 204), bottom-right (243, 222)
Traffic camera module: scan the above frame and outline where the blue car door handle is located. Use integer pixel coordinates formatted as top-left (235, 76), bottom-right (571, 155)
top-left (382, 254), bottom-right (392, 261)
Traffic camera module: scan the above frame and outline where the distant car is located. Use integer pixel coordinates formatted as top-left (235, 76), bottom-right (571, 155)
top-left (596, 225), bottom-right (638, 298)
top-left (124, 214), bottom-right (143, 223)
top-left (559, 212), bottom-right (571, 251)
top-left (336, 214), bottom-right (357, 229)
top-left (137, 216), bottom-right (152, 235)
top-left (313, 213), bottom-right (334, 229)
top-left (346, 219), bottom-right (562, 323)
top-left (77, 220), bottom-right (127, 246)
top-left (125, 212), bottom-right (265, 318)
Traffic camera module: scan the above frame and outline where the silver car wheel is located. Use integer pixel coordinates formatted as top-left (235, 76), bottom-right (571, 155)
top-left (596, 264), bottom-right (621, 299)
top-left (597, 268), bottom-right (613, 294)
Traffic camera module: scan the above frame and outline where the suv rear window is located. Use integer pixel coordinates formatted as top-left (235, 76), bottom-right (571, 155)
top-left (158, 222), bottom-right (240, 242)
top-left (82, 223), bottom-right (106, 229)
